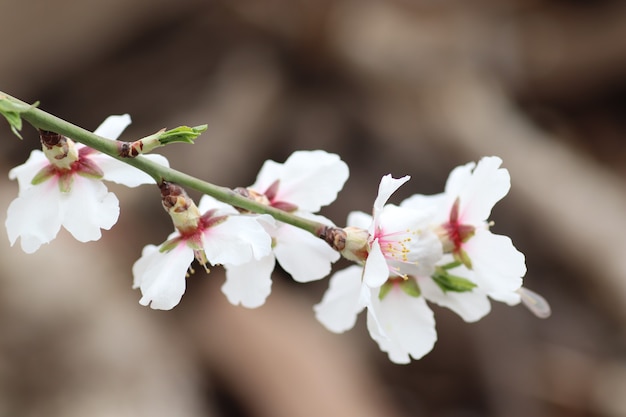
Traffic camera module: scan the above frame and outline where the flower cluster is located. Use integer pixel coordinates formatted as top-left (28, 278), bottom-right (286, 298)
top-left (133, 150), bottom-right (349, 309)
top-left (4, 107), bottom-right (544, 364)
top-left (314, 157), bottom-right (528, 364)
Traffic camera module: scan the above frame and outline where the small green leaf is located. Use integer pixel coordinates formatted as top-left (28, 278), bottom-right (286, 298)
top-left (432, 269), bottom-right (477, 293)
top-left (0, 98), bottom-right (39, 140)
top-left (400, 278), bottom-right (421, 298)
top-left (157, 125), bottom-right (208, 145)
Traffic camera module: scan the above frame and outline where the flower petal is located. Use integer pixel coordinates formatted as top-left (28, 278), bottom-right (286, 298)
top-left (132, 242), bottom-right (193, 310)
top-left (222, 254), bottom-right (276, 308)
top-left (5, 181), bottom-right (62, 253)
top-left (446, 156), bottom-right (511, 224)
top-left (362, 239), bottom-right (390, 287)
top-left (314, 265), bottom-right (364, 333)
top-left (252, 150), bottom-right (349, 212)
top-left (465, 228), bottom-right (525, 299)
top-left (60, 176), bottom-right (119, 242)
top-left (346, 211), bottom-right (372, 229)
top-left (93, 153), bottom-right (169, 187)
top-left (274, 222), bottom-right (340, 283)
top-left (371, 175), bottom-right (410, 233)
top-left (367, 288), bottom-right (437, 364)
top-left (9, 150), bottom-right (50, 192)
top-left (418, 275), bottom-right (491, 322)
top-left (93, 114), bottom-right (132, 139)
top-left (202, 215), bottom-right (272, 265)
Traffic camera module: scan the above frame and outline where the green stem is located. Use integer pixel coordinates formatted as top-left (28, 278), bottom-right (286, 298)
top-left (1, 92), bottom-right (326, 236)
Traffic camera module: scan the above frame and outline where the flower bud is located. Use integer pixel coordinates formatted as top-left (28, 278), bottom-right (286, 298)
top-left (39, 130), bottom-right (79, 170)
top-left (320, 226), bottom-right (370, 263)
top-left (159, 182), bottom-right (201, 233)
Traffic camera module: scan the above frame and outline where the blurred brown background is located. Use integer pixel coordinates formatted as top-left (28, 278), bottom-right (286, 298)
top-left (1, 0), bottom-right (626, 416)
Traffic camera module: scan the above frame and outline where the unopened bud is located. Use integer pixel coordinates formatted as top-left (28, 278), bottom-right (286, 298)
top-left (39, 130), bottom-right (79, 170)
top-left (320, 226), bottom-right (370, 263)
top-left (159, 181), bottom-right (201, 233)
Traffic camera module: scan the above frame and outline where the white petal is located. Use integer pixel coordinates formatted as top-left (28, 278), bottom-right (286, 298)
top-left (446, 156), bottom-right (511, 224)
top-left (197, 194), bottom-right (239, 215)
top-left (9, 150), bottom-right (50, 192)
top-left (252, 150), bottom-right (349, 212)
top-left (94, 153), bottom-right (169, 187)
top-left (202, 215), bottom-right (272, 265)
top-left (250, 159), bottom-right (282, 192)
top-left (347, 211), bottom-right (372, 229)
top-left (314, 266), bottom-right (364, 333)
top-left (274, 224), bottom-right (339, 283)
top-left (367, 289), bottom-right (437, 363)
top-left (371, 175), bottom-right (410, 233)
top-left (5, 182), bottom-right (63, 253)
top-left (362, 239), bottom-right (390, 287)
top-left (93, 114), bottom-right (132, 139)
top-left (465, 229), bottom-right (525, 297)
top-left (222, 255), bottom-right (276, 308)
top-left (418, 276), bottom-right (491, 322)
top-left (400, 192), bottom-right (448, 224)
top-left (60, 176), bottom-right (119, 242)
top-left (132, 242), bottom-right (193, 310)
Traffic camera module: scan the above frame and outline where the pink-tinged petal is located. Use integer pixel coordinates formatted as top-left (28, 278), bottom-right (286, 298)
top-left (273, 221), bottom-right (340, 283)
top-left (202, 215), bottom-right (272, 266)
top-left (347, 211), bottom-right (372, 229)
top-left (362, 239), bottom-right (389, 287)
top-left (366, 288), bottom-right (437, 364)
top-left (418, 276), bottom-right (491, 323)
top-left (9, 150), bottom-right (50, 192)
top-left (465, 228), bottom-right (525, 297)
top-left (132, 243), bottom-right (193, 310)
top-left (5, 181), bottom-right (63, 253)
top-left (60, 177), bottom-right (119, 242)
top-left (222, 254), bottom-right (276, 308)
top-left (314, 266), bottom-right (364, 333)
top-left (93, 153), bottom-right (169, 187)
top-left (93, 114), bottom-right (132, 139)
top-left (371, 175), bottom-right (410, 233)
top-left (447, 157), bottom-right (511, 224)
top-left (197, 194), bottom-right (239, 216)
top-left (264, 150), bottom-right (349, 212)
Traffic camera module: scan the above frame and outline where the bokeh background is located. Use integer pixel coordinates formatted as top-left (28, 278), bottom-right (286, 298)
top-left (1, 0), bottom-right (626, 416)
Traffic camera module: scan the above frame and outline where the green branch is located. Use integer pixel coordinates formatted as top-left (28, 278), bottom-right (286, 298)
top-left (0, 91), bottom-right (326, 236)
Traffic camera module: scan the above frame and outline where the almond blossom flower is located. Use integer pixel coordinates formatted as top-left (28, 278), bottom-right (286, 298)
top-left (6, 115), bottom-right (169, 253)
top-left (133, 183), bottom-right (272, 310)
top-left (314, 174), bottom-right (444, 363)
top-left (401, 156), bottom-right (526, 308)
top-left (222, 150), bottom-right (349, 308)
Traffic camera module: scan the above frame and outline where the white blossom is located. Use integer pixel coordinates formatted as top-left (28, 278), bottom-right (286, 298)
top-left (6, 115), bottom-right (169, 253)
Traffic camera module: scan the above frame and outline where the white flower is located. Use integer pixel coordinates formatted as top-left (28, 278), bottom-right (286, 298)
top-left (222, 150), bottom-right (349, 308)
top-left (133, 194), bottom-right (273, 310)
top-left (401, 156), bottom-right (525, 307)
top-left (6, 115), bottom-right (169, 253)
top-left (314, 174), bottom-right (444, 363)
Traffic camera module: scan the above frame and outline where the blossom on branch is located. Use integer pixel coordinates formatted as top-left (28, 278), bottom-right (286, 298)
top-left (5, 115), bottom-right (169, 253)
top-left (315, 174), bottom-right (444, 363)
top-left (132, 183), bottom-right (273, 310)
top-left (316, 157), bottom-right (528, 364)
top-left (223, 150), bottom-right (349, 308)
